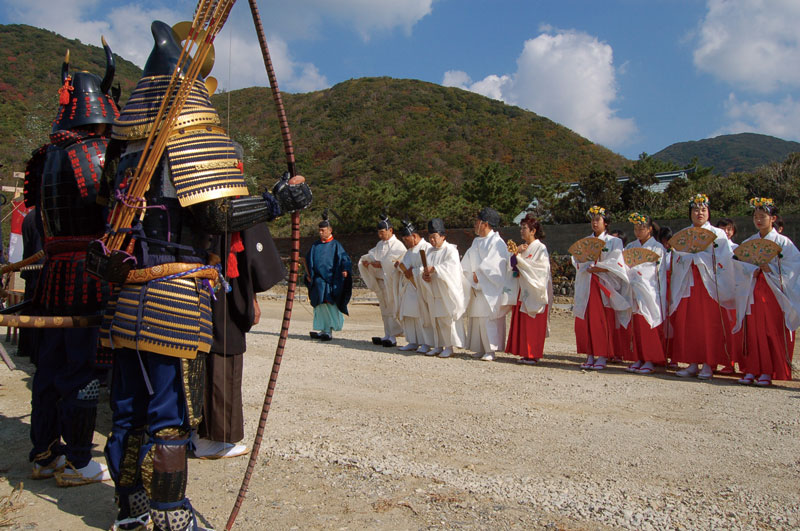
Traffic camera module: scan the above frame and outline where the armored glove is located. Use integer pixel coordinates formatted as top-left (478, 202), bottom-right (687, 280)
top-left (269, 171), bottom-right (312, 213)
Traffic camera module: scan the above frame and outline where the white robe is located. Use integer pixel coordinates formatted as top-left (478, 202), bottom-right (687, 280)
top-left (417, 241), bottom-right (467, 348)
top-left (732, 229), bottom-right (800, 333)
top-left (396, 238), bottom-right (434, 344)
top-left (461, 230), bottom-right (513, 352)
top-left (511, 239), bottom-right (552, 335)
top-left (358, 235), bottom-right (406, 336)
top-left (572, 232), bottom-right (632, 328)
top-left (461, 230), bottom-right (513, 319)
top-left (624, 237), bottom-right (667, 327)
top-left (668, 222), bottom-right (736, 314)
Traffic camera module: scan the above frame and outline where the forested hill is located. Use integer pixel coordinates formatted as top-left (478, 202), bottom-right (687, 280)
top-left (211, 77), bottom-right (628, 187)
top-left (653, 133), bottom-right (800, 174)
top-left (0, 24), bottom-right (143, 167)
top-left (0, 24), bottom-right (627, 180)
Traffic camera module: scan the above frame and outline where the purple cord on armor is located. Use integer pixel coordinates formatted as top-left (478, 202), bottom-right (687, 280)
top-left (157, 264), bottom-right (216, 282)
top-left (114, 190), bottom-right (172, 241)
top-left (203, 279), bottom-right (217, 301)
top-left (155, 264), bottom-right (229, 298)
top-left (91, 238), bottom-right (137, 264)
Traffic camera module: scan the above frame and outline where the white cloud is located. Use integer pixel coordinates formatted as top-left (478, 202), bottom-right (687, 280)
top-left (694, 0), bottom-right (800, 93)
top-left (5, 0), bottom-right (332, 93)
top-left (5, 0), bottom-right (433, 92)
top-left (261, 0), bottom-right (434, 41)
top-left (105, 5), bottom-right (182, 67)
top-left (441, 29), bottom-right (636, 150)
top-left (442, 70), bottom-right (471, 89)
top-left (715, 93), bottom-right (800, 141)
top-left (6, 0), bottom-right (110, 46)
top-left (215, 34), bottom-right (328, 93)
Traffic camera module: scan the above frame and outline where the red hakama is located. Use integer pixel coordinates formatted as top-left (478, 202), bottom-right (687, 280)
top-left (670, 264), bottom-right (735, 367)
top-left (575, 275), bottom-right (628, 358)
top-left (629, 314), bottom-right (666, 363)
top-left (738, 275), bottom-right (795, 380)
top-left (506, 299), bottom-right (548, 360)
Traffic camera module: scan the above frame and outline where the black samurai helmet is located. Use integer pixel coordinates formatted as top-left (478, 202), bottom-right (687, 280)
top-left (51, 37), bottom-right (119, 133)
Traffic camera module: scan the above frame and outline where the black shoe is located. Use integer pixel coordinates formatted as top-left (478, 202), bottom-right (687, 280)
top-left (372, 337), bottom-right (383, 345)
top-left (319, 333), bottom-right (332, 341)
top-left (309, 331), bottom-right (321, 339)
top-left (381, 339), bottom-right (397, 347)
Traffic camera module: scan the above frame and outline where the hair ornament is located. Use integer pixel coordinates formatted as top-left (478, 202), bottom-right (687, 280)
top-left (628, 212), bottom-right (647, 225)
top-left (689, 194), bottom-right (709, 207)
top-left (587, 205), bottom-right (606, 217)
top-left (749, 197), bottom-right (775, 210)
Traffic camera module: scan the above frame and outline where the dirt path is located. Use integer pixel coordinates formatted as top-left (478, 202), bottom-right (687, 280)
top-left (1, 296), bottom-right (799, 530)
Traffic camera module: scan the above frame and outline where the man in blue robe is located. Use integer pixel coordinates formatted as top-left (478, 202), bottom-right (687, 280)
top-left (305, 212), bottom-right (352, 340)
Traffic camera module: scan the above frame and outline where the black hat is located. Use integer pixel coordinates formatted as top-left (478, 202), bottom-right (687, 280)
top-left (427, 218), bottom-right (446, 235)
top-left (319, 209), bottom-right (331, 228)
top-left (51, 39), bottom-right (119, 133)
top-left (398, 219), bottom-right (416, 237)
top-left (477, 207), bottom-right (501, 229)
top-left (377, 212), bottom-right (392, 230)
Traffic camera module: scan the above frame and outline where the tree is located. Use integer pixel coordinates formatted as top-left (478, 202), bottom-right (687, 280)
top-left (553, 169), bottom-right (623, 223)
top-left (620, 153), bottom-right (679, 215)
top-left (523, 175), bottom-right (571, 222)
top-left (461, 162), bottom-right (527, 225)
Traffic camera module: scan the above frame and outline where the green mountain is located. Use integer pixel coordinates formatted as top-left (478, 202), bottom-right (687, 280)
top-left (210, 77), bottom-right (628, 190)
top-left (0, 24), bottom-right (143, 171)
top-left (0, 24), bottom-right (627, 181)
top-left (653, 132), bottom-right (800, 174)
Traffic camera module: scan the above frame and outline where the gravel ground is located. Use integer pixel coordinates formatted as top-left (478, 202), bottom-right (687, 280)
top-left (1, 292), bottom-right (799, 530)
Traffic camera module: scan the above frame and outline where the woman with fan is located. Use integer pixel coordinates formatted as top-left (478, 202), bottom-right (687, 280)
top-left (505, 213), bottom-right (552, 364)
top-left (623, 213), bottom-right (667, 374)
top-left (669, 194), bottom-right (737, 380)
top-left (572, 206), bottom-right (632, 370)
top-left (732, 198), bottom-right (800, 386)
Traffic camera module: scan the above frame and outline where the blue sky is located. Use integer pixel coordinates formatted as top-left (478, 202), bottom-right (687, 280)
top-left (3, 0), bottom-right (800, 160)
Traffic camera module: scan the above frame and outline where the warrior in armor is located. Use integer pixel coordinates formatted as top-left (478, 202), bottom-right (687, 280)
top-left (98, 21), bottom-right (311, 531)
top-left (22, 41), bottom-right (118, 485)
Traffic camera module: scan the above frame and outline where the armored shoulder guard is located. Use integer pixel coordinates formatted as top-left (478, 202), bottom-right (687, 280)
top-left (40, 132), bottom-right (109, 238)
top-left (165, 125), bottom-right (249, 207)
top-left (52, 132), bottom-right (109, 203)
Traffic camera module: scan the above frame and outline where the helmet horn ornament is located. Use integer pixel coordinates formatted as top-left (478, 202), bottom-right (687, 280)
top-left (100, 36), bottom-right (116, 95)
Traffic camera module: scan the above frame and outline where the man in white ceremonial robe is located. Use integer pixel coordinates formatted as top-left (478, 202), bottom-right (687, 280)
top-left (461, 207), bottom-right (513, 361)
top-left (358, 214), bottom-right (407, 347)
top-left (394, 220), bottom-right (434, 353)
top-left (418, 218), bottom-right (466, 358)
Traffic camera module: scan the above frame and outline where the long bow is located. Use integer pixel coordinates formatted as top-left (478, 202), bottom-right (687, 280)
top-left (225, 2), bottom-right (302, 528)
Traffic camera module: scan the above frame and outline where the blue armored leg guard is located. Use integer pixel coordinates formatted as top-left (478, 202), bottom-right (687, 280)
top-left (108, 428), bottom-right (150, 530)
top-left (145, 427), bottom-right (196, 531)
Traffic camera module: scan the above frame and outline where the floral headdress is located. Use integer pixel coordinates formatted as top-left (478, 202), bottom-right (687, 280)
top-left (689, 194), bottom-right (709, 208)
top-left (587, 205), bottom-right (606, 217)
top-left (627, 212), bottom-right (648, 225)
top-left (749, 197), bottom-right (775, 211)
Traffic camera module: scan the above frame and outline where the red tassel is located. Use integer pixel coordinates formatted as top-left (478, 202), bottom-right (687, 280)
top-left (227, 231), bottom-right (244, 278)
top-left (58, 76), bottom-right (73, 105)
